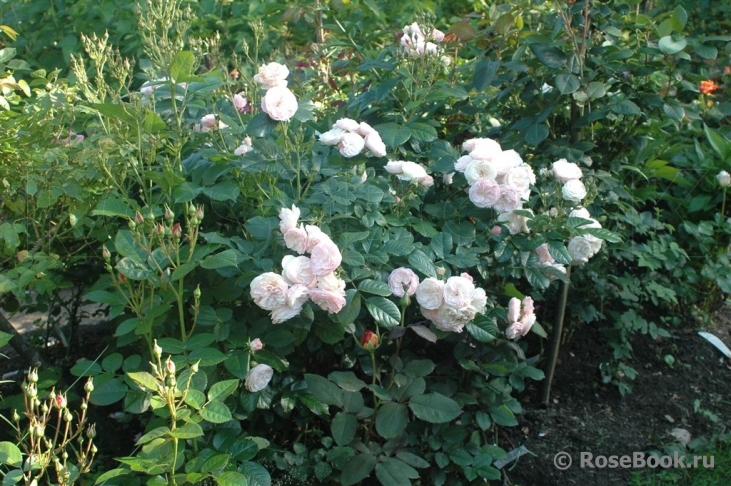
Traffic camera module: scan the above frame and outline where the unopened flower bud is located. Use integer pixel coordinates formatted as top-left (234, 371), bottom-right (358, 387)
top-left (69, 213), bottom-right (78, 227)
top-left (64, 410), bottom-right (73, 423)
top-left (171, 222), bottom-right (182, 239)
top-left (86, 424), bottom-right (96, 439)
top-left (102, 245), bottom-right (111, 261)
top-left (249, 338), bottom-right (263, 352)
top-left (28, 369), bottom-right (38, 383)
top-left (62, 451), bottom-right (68, 460)
top-left (54, 393), bottom-right (67, 409)
top-left (717, 170), bottom-right (731, 188)
top-left (118, 273), bottom-right (126, 283)
top-left (91, 444), bottom-right (98, 454)
top-left (190, 361), bottom-right (199, 373)
top-left (80, 402), bottom-right (87, 410)
top-left (360, 330), bottom-right (379, 350)
top-left (34, 425), bottom-right (45, 437)
top-left (135, 211), bottom-right (144, 226)
top-left (194, 206), bottom-right (204, 222)
top-left (193, 285), bottom-right (201, 300)
top-left (145, 212), bottom-right (155, 223)
top-left (12, 410), bottom-right (20, 422)
top-left (165, 357), bottom-right (176, 375)
top-left (153, 340), bottom-right (162, 358)
top-left (128, 219), bottom-right (137, 231)
top-left (84, 378), bottom-right (94, 393)
top-left (164, 205), bottom-right (174, 222)
top-left (436, 266), bottom-right (446, 276)
top-left (156, 223), bottom-right (165, 236)
top-left (188, 203), bottom-right (196, 216)
top-left (41, 403), bottom-right (49, 414)
top-left (27, 383), bottom-right (37, 398)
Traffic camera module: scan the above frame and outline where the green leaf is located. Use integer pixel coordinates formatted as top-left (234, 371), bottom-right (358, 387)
top-left (92, 103), bottom-right (137, 126)
top-left (224, 350), bottom-right (249, 379)
top-left (407, 250), bottom-right (437, 278)
top-left (406, 122), bottom-right (437, 142)
top-left (94, 468), bottom-right (131, 485)
top-left (102, 353), bottom-right (123, 374)
top-left (127, 371), bottom-right (158, 392)
top-left (376, 402), bottom-right (408, 439)
top-left (659, 35), bottom-right (687, 55)
top-left (610, 99), bottom-right (642, 116)
top-left (409, 393), bottom-right (462, 423)
top-left (525, 266), bottom-right (551, 290)
top-left (365, 297), bottom-right (401, 329)
top-left (208, 379), bottom-right (239, 402)
top-left (214, 472), bottom-right (248, 486)
top-left (663, 102), bottom-right (685, 121)
top-left (402, 359), bottom-right (435, 378)
top-left (328, 371), bottom-right (367, 392)
top-left (135, 426), bottom-right (170, 445)
top-left (184, 389), bottom-right (206, 409)
top-left (245, 216), bottom-right (279, 240)
top-left (0, 48), bottom-right (16, 64)
top-left (0, 331), bottom-right (11, 348)
top-left (555, 73), bottom-right (580, 94)
top-left (473, 59), bottom-right (499, 91)
top-left (169, 423), bottom-right (204, 439)
top-left (490, 404), bottom-right (518, 426)
top-left (90, 377), bottom-right (128, 406)
top-left (142, 110), bottom-right (166, 133)
top-left (246, 112), bottom-right (278, 137)
top-left (116, 257), bottom-right (153, 280)
top-left (670, 5), bottom-right (687, 32)
top-left (239, 461), bottom-right (271, 486)
top-left (586, 81), bottom-right (606, 99)
top-left (203, 181), bottom-right (240, 202)
top-left (374, 122), bottom-right (411, 147)
top-left (0, 441), bottom-right (22, 467)
top-left (524, 123), bottom-right (549, 146)
top-left (704, 125), bottom-right (728, 160)
top-left (466, 316), bottom-right (498, 343)
top-left (200, 249), bottom-right (243, 270)
top-left (430, 232), bottom-right (453, 260)
top-left (200, 401), bottom-right (233, 423)
top-left (357, 279), bottom-right (392, 296)
top-left (339, 289), bottom-right (361, 327)
top-left (529, 44), bottom-right (567, 68)
top-left (188, 348), bottom-right (226, 367)
top-left (115, 230), bottom-right (146, 262)
top-left (375, 458), bottom-right (419, 485)
top-left (70, 360), bottom-right (102, 377)
top-left (396, 451), bottom-right (430, 469)
top-left (331, 412), bottom-right (358, 446)
top-left (304, 374), bottom-right (343, 406)
top-left (169, 51), bottom-right (195, 81)
top-left (341, 454), bottom-right (377, 486)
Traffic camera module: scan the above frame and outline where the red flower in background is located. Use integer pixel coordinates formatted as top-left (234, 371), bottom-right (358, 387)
top-left (699, 80), bottom-right (719, 94)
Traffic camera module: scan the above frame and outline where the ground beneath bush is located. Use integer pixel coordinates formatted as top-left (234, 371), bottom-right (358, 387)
top-left (502, 306), bottom-right (731, 486)
top-left (2, 303), bottom-right (731, 485)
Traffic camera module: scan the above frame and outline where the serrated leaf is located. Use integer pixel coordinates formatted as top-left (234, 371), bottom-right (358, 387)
top-left (304, 374), bottom-right (343, 407)
top-left (375, 457), bottom-right (419, 485)
top-left (200, 401), bottom-right (232, 423)
top-left (409, 324), bottom-right (437, 343)
top-left (659, 35), bottom-right (687, 55)
top-left (586, 81), bottom-right (606, 99)
top-left (328, 371), bottom-right (367, 392)
top-left (169, 423), bottom-right (203, 439)
top-left (200, 249), bottom-right (242, 270)
top-left (358, 279), bottom-right (393, 296)
top-left (90, 377), bottom-right (127, 406)
top-left (490, 404), bottom-right (518, 426)
top-left (365, 297), bottom-right (401, 329)
top-left (208, 379), bottom-right (239, 402)
top-left (214, 471), bottom-right (248, 486)
top-left (169, 51), bottom-right (195, 81)
top-left (341, 454), bottom-right (377, 486)
top-left (376, 402), bottom-right (408, 439)
top-left (409, 393), bottom-right (462, 423)
top-left (331, 412), bottom-right (358, 446)
top-left (0, 441), bottom-right (22, 467)
top-left (339, 289), bottom-right (361, 327)
top-left (127, 371), bottom-right (158, 392)
top-left (555, 73), bottom-right (580, 94)
top-left (610, 99), bottom-right (642, 116)
top-left (407, 250), bottom-right (437, 278)
top-left (136, 426), bottom-right (171, 445)
top-left (529, 44), bottom-right (567, 68)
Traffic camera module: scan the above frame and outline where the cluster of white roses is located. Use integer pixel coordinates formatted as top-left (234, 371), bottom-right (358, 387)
top-left (454, 137), bottom-right (536, 235)
top-left (254, 62), bottom-right (299, 122)
top-left (318, 118), bottom-right (387, 158)
top-left (552, 159), bottom-right (587, 203)
top-left (384, 161), bottom-right (434, 188)
top-left (249, 205), bottom-right (346, 323)
top-left (400, 22), bottom-right (445, 58)
top-left (414, 273), bottom-right (488, 333)
top-left (504, 296), bottom-right (536, 340)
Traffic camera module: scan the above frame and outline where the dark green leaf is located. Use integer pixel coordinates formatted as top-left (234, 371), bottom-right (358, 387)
top-left (331, 412), bottom-right (358, 446)
top-left (341, 454), bottom-right (377, 486)
top-left (409, 393), bottom-right (462, 423)
top-left (376, 402), bottom-right (408, 439)
top-left (365, 297), bottom-right (401, 329)
top-left (529, 44), bottom-right (567, 68)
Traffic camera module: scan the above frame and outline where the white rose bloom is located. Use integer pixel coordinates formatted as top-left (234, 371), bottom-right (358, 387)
top-left (492, 149), bottom-right (522, 180)
top-left (261, 86), bottom-right (298, 122)
top-left (281, 255), bottom-right (316, 287)
top-left (432, 304), bottom-right (472, 333)
top-left (385, 161), bottom-right (405, 175)
top-left (398, 162), bottom-right (428, 183)
top-left (338, 132), bottom-right (366, 158)
top-left (464, 138), bottom-right (501, 158)
top-left (416, 277), bottom-right (444, 310)
top-left (471, 287), bottom-right (487, 314)
top-left (317, 272), bottom-right (346, 292)
top-left (562, 179), bottom-right (587, 203)
top-left (254, 62), bottom-right (289, 89)
top-left (319, 127), bottom-right (346, 146)
top-left (334, 118), bottom-right (360, 132)
top-left (279, 205), bottom-right (300, 234)
top-left (503, 165), bottom-right (535, 200)
top-left (357, 122), bottom-right (377, 137)
top-left (464, 159), bottom-right (498, 185)
top-left (568, 236), bottom-right (594, 264)
top-left (443, 172), bottom-right (455, 185)
top-left (497, 210), bottom-right (533, 235)
top-left (442, 276), bottom-right (476, 308)
top-left (552, 159), bottom-right (583, 183)
top-left (245, 364), bottom-right (274, 392)
top-left (717, 170), bottom-right (731, 188)
top-left (250, 272), bottom-right (289, 311)
top-left (454, 155), bottom-right (473, 172)
top-left (569, 207), bottom-right (591, 220)
top-left (364, 132), bottom-right (387, 157)
top-left (283, 226), bottom-right (309, 254)
top-left (304, 225), bottom-right (331, 253)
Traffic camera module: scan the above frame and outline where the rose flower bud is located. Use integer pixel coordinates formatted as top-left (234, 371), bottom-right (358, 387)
top-left (360, 330), bottom-right (379, 350)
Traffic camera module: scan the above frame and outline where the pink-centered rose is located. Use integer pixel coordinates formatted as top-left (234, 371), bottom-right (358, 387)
top-left (552, 158), bottom-right (583, 183)
top-left (309, 288), bottom-right (346, 313)
top-left (443, 276), bottom-right (476, 308)
top-left (270, 284), bottom-right (310, 324)
top-left (249, 338), bottom-right (263, 352)
top-left (468, 179), bottom-right (501, 208)
top-left (493, 184), bottom-right (522, 213)
top-left (388, 267), bottom-right (420, 297)
top-left (250, 272), bottom-right (289, 311)
top-left (454, 155), bottom-right (473, 172)
top-left (261, 86), bottom-right (298, 122)
top-left (535, 244), bottom-right (555, 264)
top-left (283, 226), bottom-right (309, 254)
top-left (233, 93), bottom-right (248, 113)
top-left (464, 159), bottom-right (498, 185)
top-left (254, 62), bottom-right (289, 89)
top-left (310, 239), bottom-right (342, 276)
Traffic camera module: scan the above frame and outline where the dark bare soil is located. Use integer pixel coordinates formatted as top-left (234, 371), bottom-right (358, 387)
top-left (502, 307), bottom-right (731, 486)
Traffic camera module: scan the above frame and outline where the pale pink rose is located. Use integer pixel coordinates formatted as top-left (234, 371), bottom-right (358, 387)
top-left (505, 321), bottom-right (524, 340)
top-left (522, 296), bottom-right (534, 320)
top-left (504, 165), bottom-right (535, 200)
top-left (388, 267), bottom-right (420, 297)
top-left (249, 338), bottom-right (263, 352)
top-left (491, 225), bottom-right (502, 236)
top-left (420, 307), bottom-right (440, 323)
top-left (569, 207), bottom-right (591, 220)
top-left (463, 137), bottom-right (501, 155)
top-left (552, 158), bottom-right (583, 183)
top-left (454, 155), bottom-right (473, 172)
top-left (335, 118), bottom-right (360, 132)
top-left (471, 287), bottom-right (487, 313)
top-left (357, 122), bottom-right (377, 137)
top-left (233, 93), bottom-right (248, 113)
top-left (492, 149), bottom-right (522, 179)
top-left (309, 288), bottom-right (346, 313)
top-left (493, 185), bottom-right (522, 213)
top-left (431, 304), bottom-right (472, 333)
top-left (497, 210), bottom-right (532, 235)
top-left (199, 114), bottom-right (228, 131)
top-left (460, 273), bottom-right (473, 282)
top-left (279, 205), bottom-right (301, 234)
top-left (234, 137), bottom-right (253, 155)
top-left (317, 272), bottom-right (346, 293)
top-left (281, 255), bottom-right (316, 287)
top-left (245, 364), bottom-right (274, 392)
top-left (416, 278), bottom-right (444, 310)
top-left (385, 161), bottom-right (405, 174)
top-left (443, 276), bottom-right (476, 308)
top-left (424, 42), bottom-right (438, 55)
top-left (319, 127), bottom-right (346, 146)
top-left (535, 244), bottom-right (555, 264)
top-left (562, 179), bottom-right (587, 203)
top-left (507, 297), bottom-right (521, 324)
top-left (468, 177), bottom-right (501, 208)
top-left (338, 132), bottom-right (366, 158)
top-left (270, 285), bottom-right (309, 323)
top-left (261, 86), bottom-right (298, 122)
top-left (250, 272), bottom-right (289, 311)
top-left (284, 226), bottom-right (309, 254)
top-left (364, 132), bottom-right (387, 157)
top-left (443, 172), bottom-right (454, 185)
top-left (310, 239), bottom-right (342, 276)
top-left (398, 162), bottom-right (429, 183)
top-left (431, 29), bottom-right (445, 42)
top-left (420, 175), bottom-right (434, 188)
top-left (465, 159), bottom-right (498, 185)
top-left (304, 225), bottom-right (330, 253)
top-left (254, 62), bottom-right (289, 89)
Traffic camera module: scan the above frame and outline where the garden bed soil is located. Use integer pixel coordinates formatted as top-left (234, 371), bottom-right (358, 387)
top-left (1, 305), bottom-right (730, 485)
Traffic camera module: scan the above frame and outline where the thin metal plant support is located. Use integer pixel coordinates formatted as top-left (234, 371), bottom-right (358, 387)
top-left (541, 265), bottom-right (571, 406)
